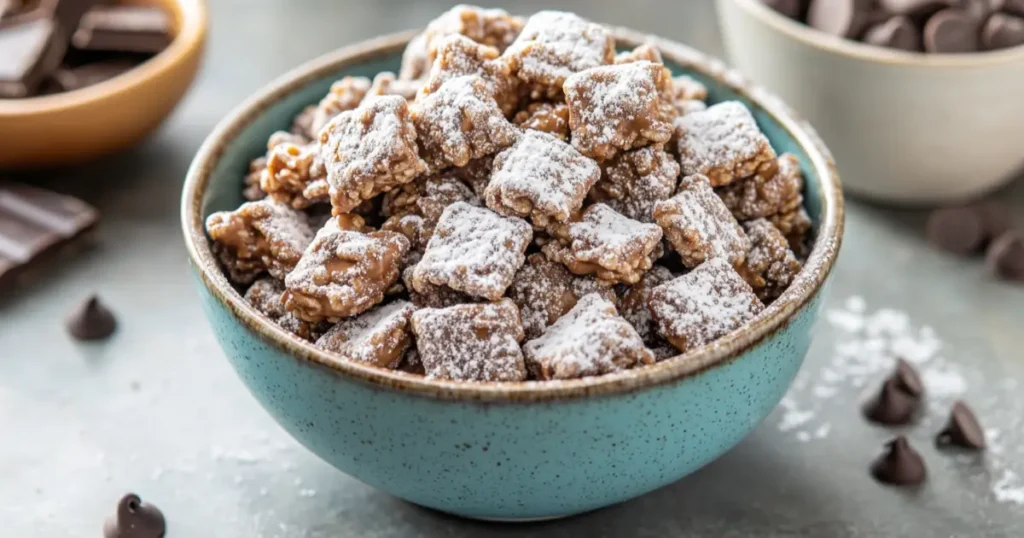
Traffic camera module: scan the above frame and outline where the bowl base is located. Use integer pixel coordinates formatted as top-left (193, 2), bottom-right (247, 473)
top-left (465, 514), bottom-right (575, 523)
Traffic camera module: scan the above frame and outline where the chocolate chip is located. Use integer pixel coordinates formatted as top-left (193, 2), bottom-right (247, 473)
top-left (974, 201), bottom-right (1011, 241)
top-left (1003, 0), bottom-right (1024, 16)
top-left (936, 401), bottom-right (986, 449)
top-left (986, 230), bottom-right (1024, 282)
top-left (879, 0), bottom-right (955, 17)
top-left (863, 377), bottom-right (919, 425)
top-left (871, 435), bottom-right (927, 486)
top-left (923, 9), bottom-right (981, 52)
top-left (761, 0), bottom-right (808, 19)
top-left (66, 295), bottom-right (117, 340)
top-left (926, 206), bottom-right (987, 255)
top-left (864, 16), bottom-right (924, 50)
top-left (103, 493), bottom-right (166, 538)
top-left (893, 358), bottom-right (924, 397)
top-left (807, 0), bottom-right (876, 37)
top-left (982, 13), bottom-right (1024, 49)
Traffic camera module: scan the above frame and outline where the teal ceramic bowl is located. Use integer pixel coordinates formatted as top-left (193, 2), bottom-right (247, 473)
top-left (181, 29), bottom-right (844, 521)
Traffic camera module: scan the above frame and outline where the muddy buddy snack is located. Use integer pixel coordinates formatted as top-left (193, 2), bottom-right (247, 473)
top-left (319, 95), bottom-right (428, 214)
top-left (649, 258), bottom-right (765, 353)
top-left (524, 293), bottom-right (653, 380)
top-left (411, 299), bottom-right (527, 381)
top-left (675, 101), bottom-right (776, 187)
top-left (315, 300), bottom-right (416, 368)
top-left (208, 5), bottom-right (816, 383)
top-left (283, 223), bottom-right (409, 322)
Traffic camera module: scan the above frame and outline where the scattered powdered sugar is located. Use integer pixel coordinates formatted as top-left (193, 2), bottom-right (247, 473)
top-left (314, 300), bottom-right (415, 368)
top-left (993, 470), bottom-right (1024, 506)
top-left (675, 101), bottom-right (776, 187)
top-left (504, 10), bottom-right (613, 88)
top-left (654, 174), bottom-right (750, 269)
top-left (523, 293), bottom-right (652, 380)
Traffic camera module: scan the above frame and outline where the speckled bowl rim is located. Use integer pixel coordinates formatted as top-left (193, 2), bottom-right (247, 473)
top-left (181, 28), bottom-right (845, 403)
top-left (727, 0), bottom-right (1024, 68)
top-left (0, 0), bottom-right (207, 115)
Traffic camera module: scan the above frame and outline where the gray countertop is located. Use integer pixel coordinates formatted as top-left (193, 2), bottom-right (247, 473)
top-left (2, 1), bottom-right (1023, 536)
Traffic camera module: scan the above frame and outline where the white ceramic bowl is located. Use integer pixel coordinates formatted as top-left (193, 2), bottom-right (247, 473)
top-left (716, 0), bottom-right (1024, 205)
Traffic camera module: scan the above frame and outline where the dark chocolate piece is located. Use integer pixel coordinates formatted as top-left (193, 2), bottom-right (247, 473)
top-left (864, 16), bottom-right (924, 50)
top-left (893, 358), bottom-right (924, 397)
top-left (926, 206), bottom-right (987, 255)
top-left (72, 5), bottom-right (171, 54)
top-left (863, 377), bottom-right (919, 425)
top-left (0, 17), bottom-right (66, 98)
top-left (53, 60), bottom-right (134, 91)
top-left (761, 0), bottom-right (808, 20)
top-left (66, 295), bottom-right (116, 340)
top-left (986, 230), bottom-right (1024, 282)
top-left (1004, 0), bottom-right (1024, 16)
top-left (871, 436), bottom-right (927, 486)
top-left (936, 400), bottom-right (986, 449)
top-left (807, 0), bottom-right (876, 37)
top-left (103, 493), bottom-right (166, 538)
top-left (0, 181), bottom-right (99, 292)
top-left (923, 9), bottom-right (981, 52)
top-left (981, 13), bottom-right (1024, 50)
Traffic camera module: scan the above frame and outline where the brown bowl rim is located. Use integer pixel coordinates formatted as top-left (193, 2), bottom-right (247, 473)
top-left (0, 0), bottom-right (208, 115)
top-left (180, 27), bottom-right (845, 403)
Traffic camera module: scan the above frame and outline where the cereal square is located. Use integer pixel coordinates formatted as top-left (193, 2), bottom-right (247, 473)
top-left (672, 75), bottom-right (708, 102)
top-left (738, 218), bottom-right (802, 302)
top-left (367, 71), bottom-right (421, 101)
top-left (564, 61), bottom-right (676, 161)
top-left (503, 10), bottom-right (614, 97)
top-left (614, 43), bottom-right (663, 65)
top-left (589, 145), bottom-right (680, 222)
top-left (420, 34), bottom-right (519, 117)
top-left (508, 253), bottom-right (615, 339)
top-left (382, 172), bottom-right (480, 250)
top-left (649, 257), bottom-right (764, 353)
top-left (454, 155), bottom-right (494, 197)
top-left (618, 265), bottom-right (675, 344)
top-left (243, 156), bottom-right (267, 201)
top-left (411, 75), bottom-right (519, 170)
top-left (402, 265), bottom-right (476, 308)
top-left (318, 95), bottom-right (428, 214)
top-left (422, 4), bottom-right (524, 57)
top-left (542, 203), bottom-right (663, 285)
top-left (523, 293), bottom-right (653, 380)
top-left (770, 206), bottom-right (813, 258)
top-left (512, 102), bottom-right (570, 141)
top-left (485, 130), bottom-right (601, 228)
top-left (674, 101), bottom-right (776, 187)
top-left (717, 153), bottom-right (804, 221)
top-left (245, 278), bottom-right (326, 341)
top-left (410, 299), bottom-right (527, 381)
top-left (413, 202), bottom-right (532, 300)
top-left (206, 198), bottom-right (315, 283)
top-left (310, 76), bottom-right (371, 136)
top-left (399, 33), bottom-right (431, 81)
top-left (654, 174), bottom-right (750, 269)
top-left (283, 221), bottom-right (410, 322)
top-left (261, 142), bottom-right (329, 209)
top-left (315, 300), bottom-right (416, 369)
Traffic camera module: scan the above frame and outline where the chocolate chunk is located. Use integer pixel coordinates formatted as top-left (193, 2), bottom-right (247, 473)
top-left (53, 60), bottom-right (135, 91)
top-left (0, 181), bottom-right (99, 293)
top-left (974, 201), bottom-right (1011, 241)
top-left (72, 5), bottom-right (171, 54)
top-left (879, 0), bottom-right (955, 16)
top-left (1004, 0), bottom-right (1024, 16)
top-left (103, 493), bottom-right (166, 538)
top-left (893, 358), bottom-right (924, 397)
top-left (936, 401), bottom-right (986, 449)
top-left (864, 16), bottom-right (924, 50)
top-left (863, 377), bottom-right (919, 425)
top-left (923, 9), bottom-right (981, 52)
top-left (871, 436), bottom-right (927, 486)
top-left (926, 206), bottom-right (987, 255)
top-left (807, 0), bottom-right (876, 37)
top-left (66, 295), bottom-right (116, 340)
top-left (986, 230), bottom-right (1024, 282)
top-left (0, 17), bottom-right (66, 98)
top-left (982, 13), bottom-right (1024, 50)
top-left (761, 0), bottom-right (808, 19)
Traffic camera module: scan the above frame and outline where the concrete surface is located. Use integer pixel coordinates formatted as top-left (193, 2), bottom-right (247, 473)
top-left (2, 1), bottom-right (1022, 536)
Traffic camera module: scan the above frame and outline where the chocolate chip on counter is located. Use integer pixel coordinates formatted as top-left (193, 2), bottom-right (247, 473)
top-left (893, 358), bottom-right (924, 397)
top-left (864, 16), bottom-right (924, 50)
top-left (923, 9), bottom-right (981, 52)
top-left (863, 377), bottom-right (919, 425)
top-left (986, 230), bottom-right (1024, 282)
top-left (761, 0), bottom-right (809, 19)
top-left (936, 401), bottom-right (987, 449)
top-left (807, 0), bottom-right (875, 37)
top-left (871, 435), bottom-right (927, 486)
top-left (926, 206), bottom-right (987, 256)
top-left (981, 13), bottom-right (1024, 50)
top-left (103, 493), bottom-right (166, 538)
top-left (66, 295), bottom-right (117, 340)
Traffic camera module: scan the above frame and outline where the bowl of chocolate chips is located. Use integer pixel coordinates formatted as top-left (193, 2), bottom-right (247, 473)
top-left (182, 6), bottom-right (843, 520)
top-left (0, 0), bottom-right (206, 168)
top-left (717, 0), bottom-right (1024, 204)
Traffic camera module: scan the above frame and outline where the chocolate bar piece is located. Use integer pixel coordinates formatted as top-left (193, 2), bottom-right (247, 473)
top-left (0, 16), bottom-right (66, 98)
top-left (0, 181), bottom-right (98, 292)
top-left (72, 5), bottom-right (171, 54)
top-left (52, 60), bottom-right (134, 91)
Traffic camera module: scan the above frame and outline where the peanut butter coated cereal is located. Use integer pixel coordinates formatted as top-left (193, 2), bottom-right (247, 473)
top-left (411, 299), bottom-right (527, 382)
top-left (245, 278), bottom-right (326, 341)
top-left (206, 199), bottom-right (315, 283)
top-left (508, 253), bottom-right (614, 339)
top-left (310, 76), bottom-right (372, 136)
top-left (589, 145), bottom-right (680, 223)
top-left (717, 153), bottom-right (803, 221)
top-left (654, 174), bottom-right (750, 269)
top-left (315, 300), bottom-right (416, 369)
top-left (675, 101), bottom-right (776, 187)
top-left (739, 218), bottom-right (802, 302)
top-left (420, 34), bottom-right (519, 117)
top-left (512, 102), bottom-right (570, 141)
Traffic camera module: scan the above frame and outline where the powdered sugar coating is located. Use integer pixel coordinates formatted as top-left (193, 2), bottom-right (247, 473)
top-left (503, 10), bottom-right (615, 97)
top-left (245, 278), bottom-right (325, 341)
top-left (508, 253), bottom-right (615, 339)
top-left (614, 43), bottom-right (663, 65)
top-left (402, 264), bottom-right (476, 308)
top-left (399, 33), bottom-right (430, 81)
top-left (672, 75), bottom-right (708, 101)
top-left (589, 145), bottom-right (680, 222)
top-left (485, 130), bottom-right (601, 227)
top-left (543, 203), bottom-right (663, 285)
top-left (413, 202), bottom-right (532, 300)
top-left (381, 172), bottom-right (480, 251)
top-left (717, 153), bottom-right (804, 221)
top-left (319, 95), bottom-right (428, 214)
top-left (675, 101), bottom-right (776, 187)
top-left (619, 265), bottom-right (675, 344)
top-left (206, 198), bottom-right (315, 282)
top-left (315, 300), bottom-right (416, 369)
top-left (422, 4), bottom-right (524, 58)
top-left (454, 155), bottom-right (494, 197)
top-left (564, 61), bottom-right (675, 161)
top-left (411, 75), bottom-right (519, 170)
top-left (283, 224), bottom-right (409, 322)
top-left (310, 76), bottom-right (371, 136)
top-left (261, 142), bottom-right (329, 209)
top-left (675, 99), bottom-right (708, 116)
top-left (649, 257), bottom-right (765, 353)
top-left (739, 218), bottom-right (802, 302)
top-left (420, 35), bottom-right (519, 117)
top-left (367, 71), bottom-right (421, 101)
top-left (523, 293), bottom-right (653, 380)
top-left (654, 174), bottom-right (750, 269)
top-left (411, 299), bottom-right (527, 382)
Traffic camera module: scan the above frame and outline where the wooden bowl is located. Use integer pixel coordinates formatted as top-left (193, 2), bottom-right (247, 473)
top-left (0, 0), bottom-right (207, 169)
